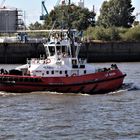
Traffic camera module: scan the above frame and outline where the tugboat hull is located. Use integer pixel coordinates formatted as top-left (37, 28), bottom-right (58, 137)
top-left (0, 69), bottom-right (126, 94)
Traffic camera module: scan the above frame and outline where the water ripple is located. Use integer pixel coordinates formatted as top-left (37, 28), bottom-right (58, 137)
top-left (0, 63), bottom-right (140, 139)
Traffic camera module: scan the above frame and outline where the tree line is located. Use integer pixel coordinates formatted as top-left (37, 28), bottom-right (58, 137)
top-left (29, 0), bottom-right (140, 41)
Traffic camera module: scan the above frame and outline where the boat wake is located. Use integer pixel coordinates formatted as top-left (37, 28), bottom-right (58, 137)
top-left (107, 82), bottom-right (140, 95)
top-left (0, 92), bottom-right (20, 97)
top-left (122, 82), bottom-right (140, 91)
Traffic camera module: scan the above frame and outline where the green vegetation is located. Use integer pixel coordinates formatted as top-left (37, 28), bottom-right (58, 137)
top-left (97, 0), bottom-right (135, 28)
top-left (84, 25), bottom-right (140, 41)
top-left (29, 4), bottom-right (95, 31)
top-left (44, 4), bottom-right (95, 30)
top-left (28, 0), bottom-right (140, 41)
top-left (84, 26), bottom-right (120, 41)
top-left (121, 25), bottom-right (140, 41)
top-left (29, 22), bottom-right (43, 30)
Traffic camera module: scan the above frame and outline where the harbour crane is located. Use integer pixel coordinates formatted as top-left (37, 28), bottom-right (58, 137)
top-left (40, 0), bottom-right (65, 20)
top-left (40, 0), bottom-right (48, 20)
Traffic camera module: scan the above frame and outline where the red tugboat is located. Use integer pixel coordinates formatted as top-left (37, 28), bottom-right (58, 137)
top-left (0, 29), bottom-right (126, 94)
top-left (0, 0), bottom-right (126, 94)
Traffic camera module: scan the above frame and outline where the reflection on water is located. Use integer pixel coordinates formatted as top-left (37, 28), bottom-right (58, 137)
top-left (0, 63), bottom-right (140, 140)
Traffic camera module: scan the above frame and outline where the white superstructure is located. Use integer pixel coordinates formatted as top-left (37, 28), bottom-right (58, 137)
top-left (16, 30), bottom-right (96, 77)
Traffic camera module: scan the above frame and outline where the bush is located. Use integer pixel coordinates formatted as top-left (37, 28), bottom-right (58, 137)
top-left (121, 25), bottom-right (140, 41)
top-left (84, 26), bottom-right (120, 41)
top-left (83, 26), bottom-right (94, 41)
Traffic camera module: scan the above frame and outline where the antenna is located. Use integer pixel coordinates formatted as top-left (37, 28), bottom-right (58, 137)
top-left (0, 0), bottom-right (6, 7)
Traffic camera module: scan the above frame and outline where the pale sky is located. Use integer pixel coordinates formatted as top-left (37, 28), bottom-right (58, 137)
top-left (3, 0), bottom-right (140, 25)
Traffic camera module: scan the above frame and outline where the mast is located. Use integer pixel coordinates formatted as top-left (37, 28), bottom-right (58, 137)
top-left (67, 0), bottom-right (76, 57)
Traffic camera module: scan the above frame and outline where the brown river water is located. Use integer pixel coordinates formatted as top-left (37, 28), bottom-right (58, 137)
top-left (0, 63), bottom-right (140, 140)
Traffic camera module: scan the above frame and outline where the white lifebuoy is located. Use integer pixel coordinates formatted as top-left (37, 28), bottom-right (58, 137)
top-left (45, 59), bottom-right (51, 64)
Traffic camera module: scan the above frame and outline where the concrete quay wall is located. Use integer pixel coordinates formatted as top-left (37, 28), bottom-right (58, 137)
top-left (0, 43), bottom-right (45, 64)
top-left (0, 41), bottom-right (140, 64)
top-left (80, 41), bottom-right (140, 62)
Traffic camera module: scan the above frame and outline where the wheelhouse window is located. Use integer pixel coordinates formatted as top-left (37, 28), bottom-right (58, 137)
top-left (62, 46), bottom-right (71, 56)
top-left (48, 46), bottom-right (55, 56)
top-left (72, 59), bottom-right (77, 65)
top-left (56, 45), bottom-right (61, 55)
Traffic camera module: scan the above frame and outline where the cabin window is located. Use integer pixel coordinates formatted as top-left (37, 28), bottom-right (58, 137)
top-left (56, 46), bottom-right (61, 51)
top-left (56, 46), bottom-right (61, 53)
top-left (60, 71), bottom-right (62, 74)
top-left (80, 65), bottom-right (85, 68)
top-left (48, 46), bottom-right (55, 56)
top-left (46, 71), bottom-right (49, 74)
top-left (62, 46), bottom-right (70, 56)
top-left (72, 59), bottom-right (77, 65)
top-left (72, 59), bottom-right (78, 69)
top-left (62, 46), bottom-right (66, 53)
top-left (84, 70), bottom-right (86, 74)
top-left (52, 71), bottom-right (54, 74)
top-left (65, 70), bottom-right (68, 74)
